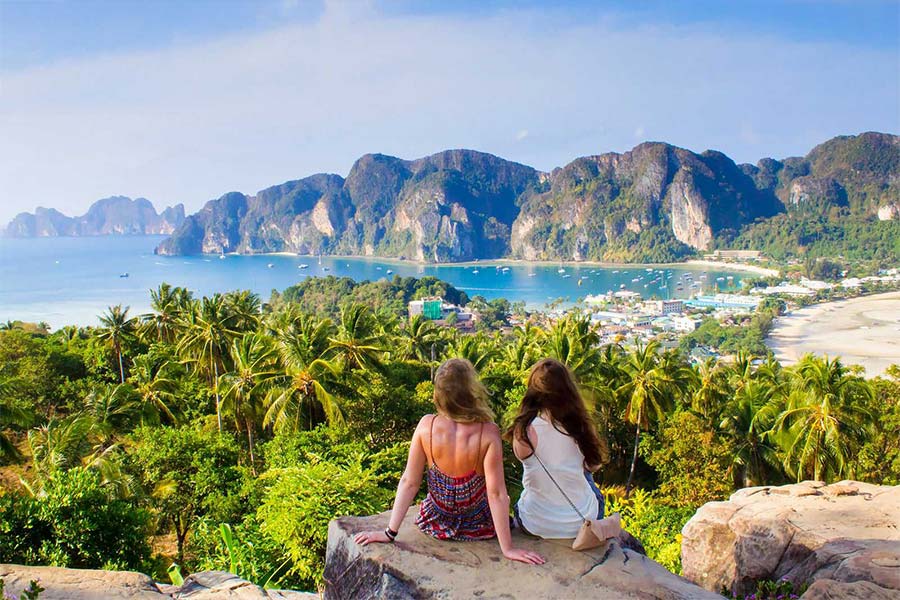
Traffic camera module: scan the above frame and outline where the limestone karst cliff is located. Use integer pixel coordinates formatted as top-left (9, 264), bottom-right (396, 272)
top-left (153, 132), bottom-right (897, 262)
top-left (4, 197), bottom-right (185, 237)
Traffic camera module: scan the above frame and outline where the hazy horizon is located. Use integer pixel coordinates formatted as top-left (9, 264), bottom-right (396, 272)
top-left (2, 0), bottom-right (898, 223)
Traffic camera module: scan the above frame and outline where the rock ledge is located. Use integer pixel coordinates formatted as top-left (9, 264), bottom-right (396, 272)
top-left (324, 506), bottom-right (722, 599)
top-left (681, 480), bottom-right (900, 599)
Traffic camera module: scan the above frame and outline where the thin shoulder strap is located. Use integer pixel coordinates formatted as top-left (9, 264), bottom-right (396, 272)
top-left (532, 450), bottom-right (587, 523)
top-left (428, 414), bottom-right (437, 468)
top-left (474, 422), bottom-right (486, 471)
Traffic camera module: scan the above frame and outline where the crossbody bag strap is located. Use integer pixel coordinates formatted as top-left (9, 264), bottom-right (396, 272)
top-left (531, 450), bottom-right (587, 523)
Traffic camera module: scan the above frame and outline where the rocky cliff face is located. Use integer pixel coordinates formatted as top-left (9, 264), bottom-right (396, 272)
top-left (156, 150), bottom-right (540, 260)
top-left (509, 143), bottom-right (781, 262)
top-left (323, 507), bottom-right (723, 600)
top-left (4, 197), bottom-right (185, 237)
top-left (681, 480), bottom-right (900, 599)
top-left (126, 131), bottom-right (895, 261)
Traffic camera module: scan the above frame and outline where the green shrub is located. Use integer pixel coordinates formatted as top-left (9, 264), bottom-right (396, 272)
top-left (0, 468), bottom-right (151, 570)
top-left (256, 458), bottom-right (393, 588)
top-left (188, 517), bottom-right (295, 589)
top-left (605, 488), bottom-right (695, 574)
top-left (642, 412), bottom-right (734, 508)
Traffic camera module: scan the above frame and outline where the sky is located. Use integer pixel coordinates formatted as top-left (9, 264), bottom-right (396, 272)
top-left (0, 0), bottom-right (898, 223)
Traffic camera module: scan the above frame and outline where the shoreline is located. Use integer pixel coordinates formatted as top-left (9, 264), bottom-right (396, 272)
top-left (766, 291), bottom-right (900, 378)
top-left (243, 252), bottom-right (772, 274)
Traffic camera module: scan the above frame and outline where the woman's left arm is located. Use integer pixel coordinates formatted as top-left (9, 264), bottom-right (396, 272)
top-left (483, 425), bottom-right (545, 565)
top-left (354, 418), bottom-right (428, 545)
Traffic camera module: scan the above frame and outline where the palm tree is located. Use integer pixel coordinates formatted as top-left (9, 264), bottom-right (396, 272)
top-left (444, 333), bottom-right (496, 373)
top-left (265, 314), bottom-right (344, 432)
top-left (141, 283), bottom-right (192, 343)
top-left (617, 340), bottom-right (676, 495)
top-left (773, 355), bottom-right (873, 482)
top-left (177, 294), bottom-right (239, 432)
top-left (500, 322), bottom-right (542, 378)
top-left (328, 303), bottom-right (383, 372)
top-left (692, 358), bottom-right (731, 423)
top-left (224, 290), bottom-right (262, 334)
top-left (719, 380), bottom-right (782, 487)
top-left (220, 333), bottom-right (279, 472)
top-left (83, 384), bottom-right (143, 444)
top-left (399, 314), bottom-right (441, 363)
top-left (56, 325), bottom-right (83, 345)
top-left (540, 315), bottom-right (602, 383)
top-left (0, 370), bottom-right (31, 462)
top-left (128, 355), bottom-right (178, 424)
top-left (27, 414), bottom-right (95, 480)
top-left (97, 305), bottom-right (137, 383)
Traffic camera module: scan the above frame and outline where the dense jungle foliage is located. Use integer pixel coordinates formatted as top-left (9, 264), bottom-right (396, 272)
top-left (1, 277), bottom-right (898, 589)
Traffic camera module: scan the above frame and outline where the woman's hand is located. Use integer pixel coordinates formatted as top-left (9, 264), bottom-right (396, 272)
top-left (354, 530), bottom-right (392, 546)
top-left (503, 547), bottom-right (546, 565)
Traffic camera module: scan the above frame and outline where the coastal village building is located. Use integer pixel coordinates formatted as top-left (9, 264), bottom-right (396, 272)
top-left (686, 294), bottom-right (760, 310)
top-left (757, 284), bottom-right (817, 297)
top-left (644, 299), bottom-right (685, 315)
top-left (408, 297), bottom-right (476, 328)
top-left (702, 249), bottom-right (762, 261)
top-left (671, 315), bottom-right (702, 333)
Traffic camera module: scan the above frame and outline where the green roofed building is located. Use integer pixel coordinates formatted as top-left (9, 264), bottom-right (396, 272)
top-left (423, 299), bottom-right (442, 320)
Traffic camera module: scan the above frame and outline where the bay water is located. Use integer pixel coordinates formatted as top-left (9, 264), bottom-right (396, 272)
top-left (0, 236), bottom-right (744, 328)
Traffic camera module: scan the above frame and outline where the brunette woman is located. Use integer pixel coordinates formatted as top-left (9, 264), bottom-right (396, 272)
top-left (354, 358), bottom-right (544, 565)
top-left (506, 358), bottom-right (608, 538)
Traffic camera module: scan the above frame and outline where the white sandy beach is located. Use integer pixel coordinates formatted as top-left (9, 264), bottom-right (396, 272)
top-left (766, 291), bottom-right (900, 378)
top-left (683, 259), bottom-right (780, 277)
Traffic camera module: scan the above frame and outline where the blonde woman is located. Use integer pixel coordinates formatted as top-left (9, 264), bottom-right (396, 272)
top-left (355, 358), bottom-right (544, 565)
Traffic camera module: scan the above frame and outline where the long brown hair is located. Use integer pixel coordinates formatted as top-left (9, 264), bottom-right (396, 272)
top-left (433, 358), bottom-right (495, 423)
top-left (505, 358), bottom-right (606, 469)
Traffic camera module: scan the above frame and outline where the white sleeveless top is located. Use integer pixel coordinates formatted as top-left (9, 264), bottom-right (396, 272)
top-left (517, 415), bottom-right (598, 539)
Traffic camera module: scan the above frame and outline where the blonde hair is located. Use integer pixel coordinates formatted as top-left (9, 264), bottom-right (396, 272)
top-left (433, 358), bottom-right (495, 423)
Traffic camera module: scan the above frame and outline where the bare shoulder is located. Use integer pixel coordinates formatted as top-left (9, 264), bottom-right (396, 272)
top-left (481, 422), bottom-right (502, 448)
top-left (415, 414), bottom-right (435, 430)
top-left (482, 421), bottom-right (501, 438)
top-left (412, 414), bottom-right (435, 439)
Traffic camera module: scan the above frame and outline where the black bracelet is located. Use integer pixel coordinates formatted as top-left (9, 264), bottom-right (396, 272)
top-left (384, 527), bottom-right (398, 541)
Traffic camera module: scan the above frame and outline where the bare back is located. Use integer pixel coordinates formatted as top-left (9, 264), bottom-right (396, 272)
top-left (423, 414), bottom-right (489, 477)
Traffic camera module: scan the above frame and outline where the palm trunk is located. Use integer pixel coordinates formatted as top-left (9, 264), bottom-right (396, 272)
top-left (116, 342), bottom-right (125, 384)
top-left (246, 420), bottom-right (256, 476)
top-left (625, 419), bottom-right (641, 497)
top-left (213, 356), bottom-right (222, 432)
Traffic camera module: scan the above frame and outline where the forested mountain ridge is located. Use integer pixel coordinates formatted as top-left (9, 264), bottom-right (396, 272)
top-left (155, 149), bottom-right (540, 261)
top-left (8, 133), bottom-right (895, 260)
top-left (4, 196), bottom-right (185, 237)
top-left (155, 132), bottom-right (899, 262)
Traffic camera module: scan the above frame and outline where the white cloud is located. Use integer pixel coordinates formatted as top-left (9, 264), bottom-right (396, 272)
top-left (634, 126), bottom-right (645, 139)
top-left (516, 129), bottom-right (529, 142)
top-left (0, 9), bottom-right (896, 222)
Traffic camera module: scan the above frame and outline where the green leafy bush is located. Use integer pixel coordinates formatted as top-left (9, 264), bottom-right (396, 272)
top-left (188, 518), bottom-right (293, 589)
top-left (256, 458), bottom-right (393, 589)
top-left (605, 488), bottom-right (695, 574)
top-left (642, 412), bottom-right (734, 507)
top-left (0, 468), bottom-right (151, 570)
top-left (128, 424), bottom-right (246, 565)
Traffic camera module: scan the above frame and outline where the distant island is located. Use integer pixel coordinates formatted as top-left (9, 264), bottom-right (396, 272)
top-left (4, 196), bottom-right (185, 238)
top-left (6, 132), bottom-right (898, 263)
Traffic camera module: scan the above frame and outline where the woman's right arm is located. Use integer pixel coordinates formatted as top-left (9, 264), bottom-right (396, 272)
top-left (354, 416), bottom-right (428, 545)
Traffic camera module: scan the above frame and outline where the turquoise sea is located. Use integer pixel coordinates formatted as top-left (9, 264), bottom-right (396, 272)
top-left (0, 236), bottom-right (745, 328)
